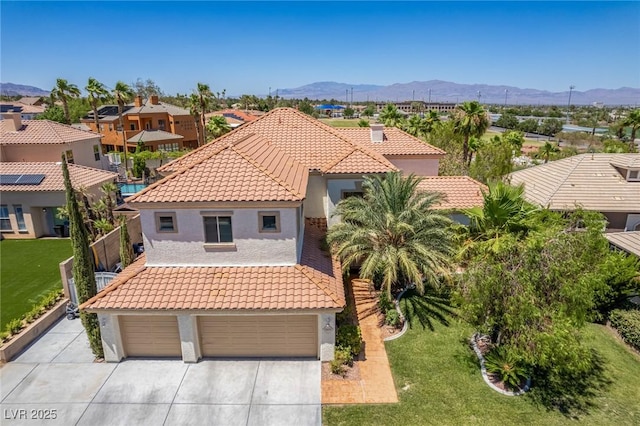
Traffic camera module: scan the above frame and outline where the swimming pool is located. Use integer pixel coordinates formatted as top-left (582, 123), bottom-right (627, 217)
top-left (118, 183), bottom-right (147, 197)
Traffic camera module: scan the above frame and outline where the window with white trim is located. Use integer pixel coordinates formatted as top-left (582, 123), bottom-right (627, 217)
top-left (13, 205), bottom-right (26, 231)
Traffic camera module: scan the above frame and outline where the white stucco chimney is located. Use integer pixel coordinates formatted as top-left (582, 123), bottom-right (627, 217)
top-left (370, 123), bottom-right (384, 143)
top-left (1, 112), bottom-right (23, 132)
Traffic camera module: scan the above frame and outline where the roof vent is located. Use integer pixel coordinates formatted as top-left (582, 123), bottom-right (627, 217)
top-left (370, 124), bottom-right (384, 143)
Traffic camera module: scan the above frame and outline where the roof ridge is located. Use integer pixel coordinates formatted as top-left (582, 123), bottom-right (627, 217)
top-left (79, 256), bottom-right (147, 310)
top-left (230, 141), bottom-right (305, 199)
top-left (44, 119), bottom-right (100, 138)
top-left (540, 155), bottom-right (585, 206)
top-left (294, 263), bottom-right (342, 305)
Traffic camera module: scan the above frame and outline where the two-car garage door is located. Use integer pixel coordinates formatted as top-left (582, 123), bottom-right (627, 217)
top-left (118, 315), bottom-right (318, 359)
top-left (199, 315), bottom-right (318, 358)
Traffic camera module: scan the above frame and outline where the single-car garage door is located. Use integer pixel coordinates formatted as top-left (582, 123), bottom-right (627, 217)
top-left (199, 315), bottom-right (318, 358)
top-left (120, 315), bottom-right (182, 358)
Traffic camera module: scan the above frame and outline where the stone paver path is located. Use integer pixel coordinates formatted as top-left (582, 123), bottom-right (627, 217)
top-left (322, 279), bottom-right (398, 404)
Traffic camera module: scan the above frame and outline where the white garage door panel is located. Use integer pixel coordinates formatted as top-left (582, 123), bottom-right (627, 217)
top-left (120, 315), bottom-right (182, 358)
top-left (199, 315), bottom-right (317, 358)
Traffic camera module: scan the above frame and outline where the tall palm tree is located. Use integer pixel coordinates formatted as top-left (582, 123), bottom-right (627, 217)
top-left (623, 109), bottom-right (640, 146)
top-left (85, 77), bottom-right (110, 136)
top-left (51, 78), bottom-right (80, 124)
top-left (189, 93), bottom-right (203, 147)
top-left (100, 181), bottom-right (118, 224)
top-left (404, 115), bottom-right (425, 137)
top-left (451, 101), bottom-right (490, 165)
top-left (379, 104), bottom-right (405, 128)
top-left (327, 172), bottom-right (455, 297)
top-left (538, 141), bottom-right (560, 163)
top-left (196, 83), bottom-right (213, 146)
top-left (112, 81), bottom-right (135, 175)
top-left (423, 110), bottom-right (441, 134)
top-left (206, 115), bottom-right (232, 140)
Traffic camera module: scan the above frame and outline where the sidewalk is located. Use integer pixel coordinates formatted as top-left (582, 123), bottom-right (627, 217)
top-left (322, 279), bottom-right (398, 404)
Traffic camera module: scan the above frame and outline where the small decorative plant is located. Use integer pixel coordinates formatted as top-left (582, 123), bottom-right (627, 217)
top-left (336, 324), bottom-right (363, 357)
top-left (385, 309), bottom-right (401, 327)
top-left (484, 346), bottom-right (528, 390)
top-left (330, 346), bottom-right (354, 376)
top-left (378, 291), bottom-right (393, 315)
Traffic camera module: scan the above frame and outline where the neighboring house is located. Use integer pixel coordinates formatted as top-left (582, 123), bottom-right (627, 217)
top-left (0, 102), bottom-right (46, 120)
top-left (80, 108), bottom-right (484, 363)
top-left (81, 95), bottom-right (198, 153)
top-left (126, 130), bottom-right (184, 152)
top-left (416, 176), bottom-right (487, 224)
top-left (509, 153), bottom-right (640, 231)
top-left (605, 231), bottom-right (640, 259)
top-left (205, 109), bottom-right (261, 129)
top-left (1, 113), bottom-right (107, 169)
top-left (0, 162), bottom-right (116, 238)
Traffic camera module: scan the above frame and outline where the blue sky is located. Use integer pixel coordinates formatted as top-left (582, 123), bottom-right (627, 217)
top-left (1, 1), bottom-right (638, 96)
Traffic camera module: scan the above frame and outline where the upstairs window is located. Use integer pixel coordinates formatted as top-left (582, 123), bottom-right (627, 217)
top-left (203, 216), bottom-right (233, 243)
top-left (0, 205), bottom-right (11, 231)
top-left (65, 150), bottom-right (74, 164)
top-left (155, 212), bottom-right (177, 233)
top-left (158, 119), bottom-right (166, 130)
top-left (629, 169), bottom-right (639, 181)
top-left (13, 205), bottom-right (26, 231)
top-left (93, 145), bottom-right (101, 161)
top-left (259, 212), bottom-right (280, 233)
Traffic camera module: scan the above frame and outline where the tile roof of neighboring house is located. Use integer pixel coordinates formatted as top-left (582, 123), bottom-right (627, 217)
top-left (18, 97), bottom-right (44, 106)
top-left (416, 176), bottom-right (487, 210)
top-left (81, 219), bottom-right (345, 311)
top-left (206, 109), bottom-right (261, 123)
top-left (127, 130), bottom-right (184, 143)
top-left (0, 103), bottom-right (46, 114)
top-left (509, 154), bottom-right (640, 213)
top-left (157, 108), bottom-right (396, 175)
top-left (337, 127), bottom-right (445, 156)
top-left (605, 231), bottom-right (640, 258)
top-left (0, 162), bottom-right (116, 192)
top-left (127, 133), bottom-right (308, 203)
top-left (125, 99), bottom-right (191, 116)
top-left (0, 119), bottom-right (100, 144)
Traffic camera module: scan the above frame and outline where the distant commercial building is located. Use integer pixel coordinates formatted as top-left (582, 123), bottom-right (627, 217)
top-left (375, 101), bottom-right (457, 114)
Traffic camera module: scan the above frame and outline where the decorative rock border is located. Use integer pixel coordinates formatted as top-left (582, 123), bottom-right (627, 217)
top-left (0, 299), bottom-right (68, 362)
top-left (383, 286), bottom-right (412, 342)
top-left (470, 333), bottom-right (531, 396)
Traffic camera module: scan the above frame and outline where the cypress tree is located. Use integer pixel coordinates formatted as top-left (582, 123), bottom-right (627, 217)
top-left (119, 216), bottom-right (134, 268)
top-left (61, 157), bottom-right (103, 358)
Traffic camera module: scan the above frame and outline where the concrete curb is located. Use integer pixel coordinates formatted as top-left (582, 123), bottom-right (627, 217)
top-left (0, 298), bottom-right (68, 362)
top-left (470, 333), bottom-right (531, 396)
top-left (383, 287), bottom-right (411, 342)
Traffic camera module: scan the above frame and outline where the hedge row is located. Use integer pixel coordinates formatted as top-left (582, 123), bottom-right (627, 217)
top-left (609, 309), bottom-right (640, 351)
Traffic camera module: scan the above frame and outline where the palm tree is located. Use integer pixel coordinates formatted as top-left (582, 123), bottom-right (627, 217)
top-left (404, 115), bottom-right (425, 137)
top-left (423, 110), bottom-right (441, 134)
top-left (85, 77), bottom-right (110, 136)
top-left (189, 93), bottom-right (203, 147)
top-left (327, 172), bottom-right (455, 297)
top-left (379, 104), bottom-right (405, 128)
top-left (196, 83), bottom-right (213, 146)
top-left (51, 78), bottom-right (80, 124)
top-left (206, 115), bottom-right (231, 140)
top-left (100, 181), bottom-right (118, 224)
top-left (623, 109), bottom-right (640, 147)
top-left (451, 101), bottom-right (490, 165)
top-left (112, 81), bottom-right (135, 174)
top-left (537, 141), bottom-right (560, 163)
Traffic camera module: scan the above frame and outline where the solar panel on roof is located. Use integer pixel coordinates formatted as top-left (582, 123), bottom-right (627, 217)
top-left (0, 174), bottom-right (46, 185)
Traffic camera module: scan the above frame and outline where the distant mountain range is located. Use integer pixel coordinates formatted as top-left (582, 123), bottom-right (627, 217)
top-left (277, 80), bottom-right (640, 106)
top-left (0, 82), bottom-right (50, 97)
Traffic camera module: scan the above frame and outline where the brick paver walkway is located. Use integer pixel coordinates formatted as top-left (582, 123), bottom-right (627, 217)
top-left (322, 279), bottom-right (398, 404)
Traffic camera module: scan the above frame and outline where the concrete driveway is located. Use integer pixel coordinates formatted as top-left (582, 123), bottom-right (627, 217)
top-left (0, 318), bottom-right (321, 425)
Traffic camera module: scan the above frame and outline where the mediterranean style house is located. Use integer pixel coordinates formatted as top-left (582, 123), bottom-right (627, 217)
top-left (81, 95), bottom-right (198, 153)
top-left (509, 153), bottom-right (640, 231)
top-left (80, 108), bottom-right (486, 363)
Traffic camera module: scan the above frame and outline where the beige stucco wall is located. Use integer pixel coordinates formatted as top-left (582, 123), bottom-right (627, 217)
top-left (140, 207), bottom-right (300, 266)
top-left (387, 156), bottom-right (440, 176)
top-left (304, 174), bottom-right (327, 218)
top-left (0, 138), bottom-right (106, 169)
top-left (626, 214), bottom-right (640, 231)
top-left (327, 177), bottom-right (364, 226)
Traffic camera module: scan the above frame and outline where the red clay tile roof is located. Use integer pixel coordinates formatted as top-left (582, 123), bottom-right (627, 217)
top-left (81, 219), bottom-right (345, 311)
top-left (337, 127), bottom-right (445, 156)
top-left (0, 162), bottom-right (117, 192)
top-left (206, 109), bottom-right (261, 122)
top-left (158, 108), bottom-right (396, 175)
top-left (0, 119), bottom-right (101, 144)
top-left (127, 133), bottom-right (308, 203)
top-left (416, 176), bottom-right (486, 210)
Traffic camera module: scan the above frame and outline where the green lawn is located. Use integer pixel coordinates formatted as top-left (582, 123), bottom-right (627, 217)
top-left (323, 294), bottom-right (640, 425)
top-left (0, 239), bottom-right (73, 329)
top-left (320, 118), bottom-right (363, 128)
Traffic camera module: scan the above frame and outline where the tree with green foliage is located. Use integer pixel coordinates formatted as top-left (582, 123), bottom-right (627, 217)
top-left (622, 109), bottom-right (640, 144)
top-left (426, 121), bottom-right (467, 176)
top-left (132, 78), bottom-right (163, 98)
top-left (469, 136), bottom-right (513, 184)
top-left (451, 101), bottom-right (490, 165)
top-left (362, 104), bottom-right (375, 118)
top-left (327, 172), bottom-right (455, 297)
top-left (188, 93), bottom-right (203, 148)
top-left (379, 104), bottom-right (405, 128)
top-left (591, 251), bottom-right (639, 322)
top-left (297, 99), bottom-right (314, 116)
top-left (539, 118), bottom-right (563, 136)
top-left (36, 105), bottom-right (66, 123)
top-left (603, 139), bottom-right (636, 153)
top-left (112, 81), bottom-right (135, 174)
top-left (86, 77), bottom-right (110, 136)
top-left (357, 118), bottom-right (369, 127)
top-left (61, 156), bottom-right (103, 358)
top-left (51, 78), bottom-right (80, 124)
top-left (495, 113), bottom-right (519, 129)
top-left (119, 216), bottom-right (134, 269)
top-left (343, 107), bottom-right (355, 118)
top-left (501, 130), bottom-right (524, 153)
top-left (131, 143), bottom-right (147, 178)
top-left (518, 118), bottom-right (539, 134)
top-left (537, 141), bottom-right (560, 163)
top-left (404, 115), bottom-right (426, 137)
top-left (422, 110), bottom-right (440, 134)
top-left (195, 83), bottom-right (213, 146)
top-left (206, 115), bottom-right (232, 140)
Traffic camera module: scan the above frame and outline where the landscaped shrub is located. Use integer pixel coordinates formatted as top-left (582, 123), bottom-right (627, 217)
top-left (0, 331), bottom-right (9, 342)
top-left (330, 346), bottom-right (354, 376)
top-left (336, 305), bottom-right (353, 327)
top-left (1, 289), bottom-right (64, 342)
top-left (336, 324), bottom-right (362, 357)
top-left (385, 309), bottom-right (401, 327)
top-left (610, 309), bottom-right (640, 351)
top-left (484, 346), bottom-right (528, 390)
top-left (6, 319), bottom-right (23, 335)
top-left (378, 291), bottom-right (393, 314)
